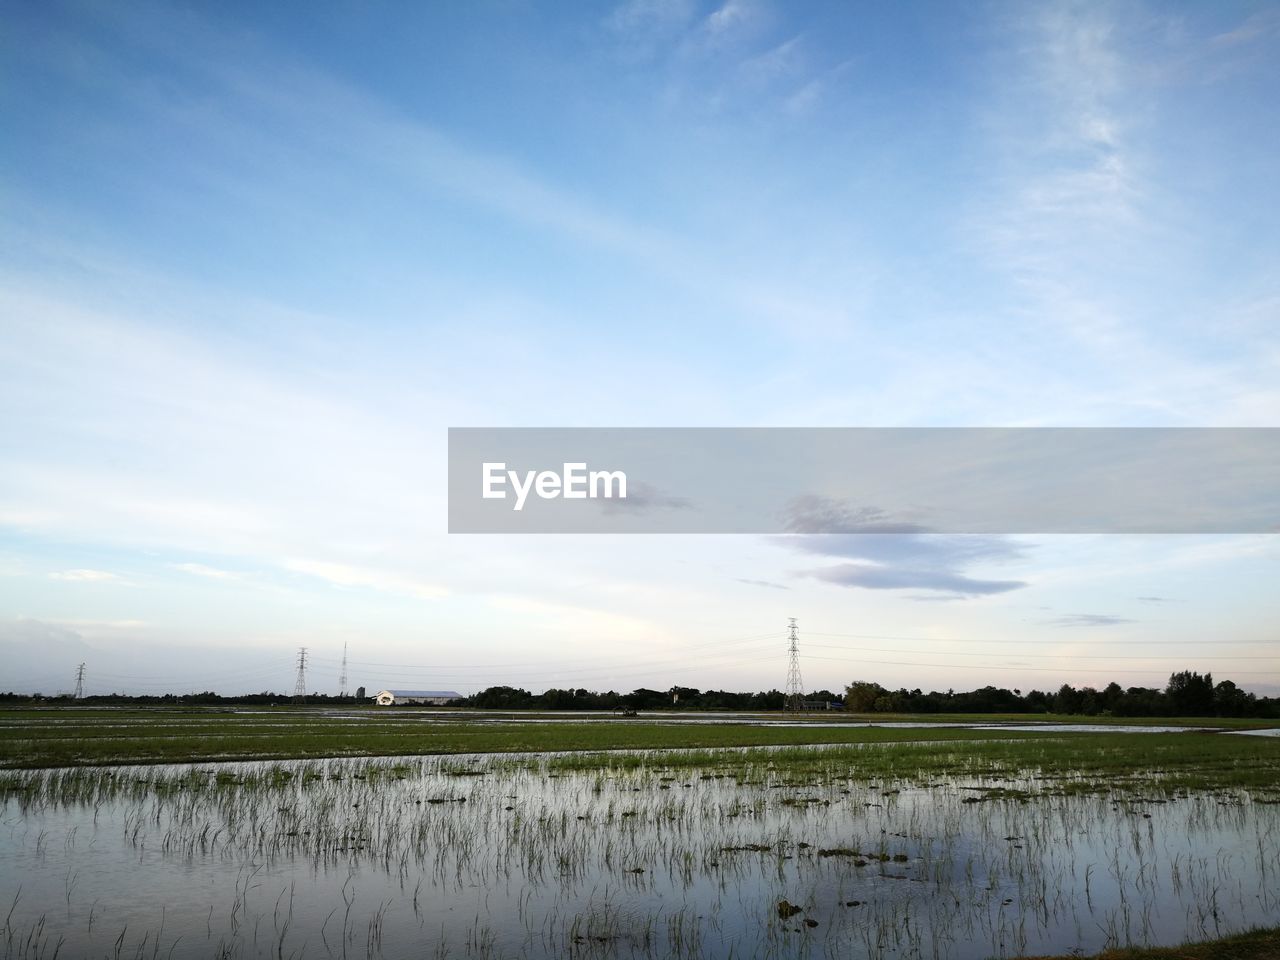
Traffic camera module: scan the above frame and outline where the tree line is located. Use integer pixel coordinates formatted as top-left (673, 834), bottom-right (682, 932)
top-left (457, 671), bottom-right (1277, 717)
top-left (3, 670), bottom-right (1274, 717)
top-left (461, 686), bottom-right (843, 711)
top-left (843, 671), bottom-right (1275, 718)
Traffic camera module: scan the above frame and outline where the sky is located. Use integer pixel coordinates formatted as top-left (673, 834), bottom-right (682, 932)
top-left (1, 0), bottom-right (1278, 699)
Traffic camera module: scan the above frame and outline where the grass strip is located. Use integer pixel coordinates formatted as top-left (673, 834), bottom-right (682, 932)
top-left (1018, 925), bottom-right (1280, 960)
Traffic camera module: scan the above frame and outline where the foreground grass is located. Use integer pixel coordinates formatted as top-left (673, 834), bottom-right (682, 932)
top-left (4, 729), bottom-right (1278, 797)
top-left (0, 708), bottom-right (1087, 768)
top-left (549, 730), bottom-right (1280, 794)
top-left (0, 705), bottom-right (1277, 796)
top-left (1022, 925), bottom-right (1280, 960)
top-left (846, 712), bottom-right (1280, 730)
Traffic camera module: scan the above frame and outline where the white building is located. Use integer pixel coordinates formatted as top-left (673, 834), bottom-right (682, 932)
top-left (373, 689), bottom-right (463, 706)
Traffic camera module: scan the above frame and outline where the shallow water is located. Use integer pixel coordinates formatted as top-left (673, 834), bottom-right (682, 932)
top-left (2, 752), bottom-right (1277, 960)
top-left (1231, 727), bottom-right (1280, 737)
top-left (972, 724), bottom-right (1203, 733)
top-left (278, 711), bottom-right (1222, 733)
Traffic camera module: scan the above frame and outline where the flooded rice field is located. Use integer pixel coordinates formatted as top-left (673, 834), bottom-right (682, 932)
top-left (2, 744), bottom-right (1278, 960)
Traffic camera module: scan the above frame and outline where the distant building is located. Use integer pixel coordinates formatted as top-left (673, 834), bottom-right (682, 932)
top-left (373, 689), bottom-right (462, 706)
top-left (801, 699), bottom-right (845, 711)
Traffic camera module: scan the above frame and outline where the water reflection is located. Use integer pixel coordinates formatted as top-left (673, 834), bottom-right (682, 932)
top-left (1, 751), bottom-right (1277, 959)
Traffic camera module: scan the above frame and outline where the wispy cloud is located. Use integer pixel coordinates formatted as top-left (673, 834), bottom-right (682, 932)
top-left (806, 563), bottom-right (1025, 596)
top-left (977, 3), bottom-right (1139, 301)
top-left (1047, 613), bottom-right (1135, 627)
top-left (282, 559), bottom-right (447, 600)
top-left (739, 35), bottom-right (802, 79)
top-left (706, 0), bottom-right (755, 38)
top-left (734, 577), bottom-right (788, 590)
top-left (51, 618), bottom-right (148, 629)
top-left (607, 0), bottom-right (695, 34)
top-left (48, 568), bottom-right (124, 583)
top-left (604, 0), bottom-right (843, 121)
top-left (1209, 8), bottom-right (1280, 48)
top-left (173, 562), bottom-right (240, 581)
top-left (960, 2), bottom-right (1280, 428)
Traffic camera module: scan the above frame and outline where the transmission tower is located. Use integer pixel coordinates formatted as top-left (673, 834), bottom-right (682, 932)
top-left (293, 647), bottom-right (308, 702)
top-left (73, 662), bottom-right (86, 700)
top-left (784, 618), bottom-right (804, 713)
top-left (338, 642), bottom-right (349, 698)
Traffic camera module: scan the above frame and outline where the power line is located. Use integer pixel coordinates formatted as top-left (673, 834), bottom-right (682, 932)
top-left (345, 653), bottom-right (785, 689)
top-left (801, 641), bottom-right (1278, 662)
top-left (807, 631), bottom-right (1273, 647)
top-left (73, 663), bottom-right (85, 700)
top-left (803, 652), bottom-right (1280, 677)
top-left (305, 631), bottom-right (784, 671)
top-left (333, 645), bottom-right (785, 685)
top-left (338, 642), bottom-right (348, 698)
top-left (93, 660), bottom-right (295, 683)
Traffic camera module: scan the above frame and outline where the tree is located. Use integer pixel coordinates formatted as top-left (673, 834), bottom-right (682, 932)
top-left (1101, 682), bottom-right (1124, 713)
top-left (1165, 671), bottom-right (1215, 716)
top-left (845, 681), bottom-right (887, 713)
top-left (1053, 684), bottom-right (1083, 714)
top-left (1078, 687), bottom-right (1101, 716)
top-left (471, 685), bottom-right (534, 709)
top-left (1213, 680), bottom-right (1253, 717)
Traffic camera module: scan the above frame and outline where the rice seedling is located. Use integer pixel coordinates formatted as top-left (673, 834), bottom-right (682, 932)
top-left (0, 733), bottom-right (1277, 958)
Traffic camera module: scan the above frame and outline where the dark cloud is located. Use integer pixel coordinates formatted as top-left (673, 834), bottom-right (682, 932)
top-left (805, 563), bottom-right (1025, 595)
top-left (0, 619), bottom-right (99, 694)
top-left (0, 618), bottom-right (94, 649)
top-left (1136, 596), bottom-right (1176, 603)
top-left (598, 481), bottom-right (692, 515)
top-left (771, 515), bottom-right (1029, 598)
top-left (734, 578), bottom-right (789, 590)
top-left (1047, 614), bottom-right (1136, 627)
top-left (780, 495), bottom-right (928, 534)
top-left (0, 618), bottom-right (295, 696)
top-left (778, 532), bottom-right (1026, 566)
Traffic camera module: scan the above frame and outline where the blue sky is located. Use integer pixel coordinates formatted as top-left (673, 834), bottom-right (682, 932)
top-left (1, 0), bottom-right (1277, 697)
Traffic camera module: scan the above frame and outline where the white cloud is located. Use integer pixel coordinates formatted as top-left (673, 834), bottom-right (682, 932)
top-left (1046, 613), bottom-right (1136, 627)
top-left (706, 0), bottom-right (753, 36)
top-left (739, 35), bottom-right (802, 79)
top-left (608, 0), bottom-right (695, 33)
top-left (173, 562), bottom-right (240, 580)
top-left (282, 559), bottom-right (448, 600)
top-left (1209, 9), bottom-right (1280, 49)
top-left (48, 568), bottom-right (124, 583)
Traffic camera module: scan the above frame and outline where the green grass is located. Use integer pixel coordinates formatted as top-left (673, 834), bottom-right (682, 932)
top-left (0, 707), bottom-right (1090, 768)
top-left (547, 730), bottom-right (1280, 793)
top-left (1, 706), bottom-right (1278, 783)
top-left (6, 731), bottom-right (1278, 802)
top-left (843, 711), bottom-right (1280, 730)
top-left (1020, 925), bottom-right (1280, 959)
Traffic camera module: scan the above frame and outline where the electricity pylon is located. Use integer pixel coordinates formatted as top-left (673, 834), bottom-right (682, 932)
top-left (784, 619), bottom-right (804, 713)
top-left (293, 647), bottom-right (308, 702)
